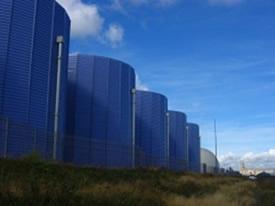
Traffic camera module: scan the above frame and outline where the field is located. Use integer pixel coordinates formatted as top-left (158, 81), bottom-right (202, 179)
top-left (0, 156), bottom-right (275, 206)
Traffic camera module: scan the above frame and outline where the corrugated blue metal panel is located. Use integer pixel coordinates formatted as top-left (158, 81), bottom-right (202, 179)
top-left (29, 0), bottom-right (54, 129)
top-left (64, 56), bottom-right (77, 162)
top-left (0, 1), bottom-right (13, 156)
top-left (187, 123), bottom-right (201, 173)
top-left (0, 0), bottom-right (13, 113)
top-left (135, 91), bottom-right (168, 168)
top-left (168, 111), bottom-right (187, 171)
top-left (59, 9), bottom-right (70, 137)
top-left (67, 55), bottom-right (135, 168)
top-left (2, 0), bottom-right (36, 157)
top-left (0, 0), bottom-right (70, 159)
top-left (3, 0), bottom-right (36, 123)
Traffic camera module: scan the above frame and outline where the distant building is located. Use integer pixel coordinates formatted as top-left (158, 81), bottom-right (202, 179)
top-left (240, 162), bottom-right (275, 176)
top-left (200, 148), bottom-right (219, 174)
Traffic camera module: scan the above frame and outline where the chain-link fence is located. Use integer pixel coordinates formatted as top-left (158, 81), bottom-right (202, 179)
top-left (63, 136), bottom-right (134, 168)
top-left (0, 116), bottom-right (65, 160)
top-left (0, 116), bottom-right (187, 170)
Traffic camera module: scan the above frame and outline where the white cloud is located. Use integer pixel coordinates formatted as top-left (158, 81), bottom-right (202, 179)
top-left (110, 0), bottom-right (127, 13)
top-left (208, 0), bottom-right (244, 6)
top-left (136, 75), bottom-right (149, 91)
top-left (200, 122), bottom-right (275, 171)
top-left (104, 24), bottom-right (124, 48)
top-left (57, 0), bottom-right (125, 48)
top-left (219, 149), bottom-right (275, 171)
top-left (57, 0), bottom-right (104, 38)
top-left (219, 152), bottom-right (240, 170)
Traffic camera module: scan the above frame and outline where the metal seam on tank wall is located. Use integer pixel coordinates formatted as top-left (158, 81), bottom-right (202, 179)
top-left (1, 1), bottom-right (14, 114)
top-left (88, 56), bottom-right (94, 164)
top-left (27, 0), bottom-right (38, 123)
top-left (45, 1), bottom-right (56, 132)
top-left (105, 58), bottom-right (110, 165)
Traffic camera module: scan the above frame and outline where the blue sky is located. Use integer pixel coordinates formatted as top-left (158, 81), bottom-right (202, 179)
top-left (58, 0), bottom-right (275, 169)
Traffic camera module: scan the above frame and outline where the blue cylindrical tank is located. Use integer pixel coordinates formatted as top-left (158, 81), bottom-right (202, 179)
top-left (187, 123), bottom-right (201, 173)
top-left (0, 0), bottom-right (70, 159)
top-left (168, 111), bottom-right (187, 171)
top-left (66, 54), bottom-right (135, 168)
top-left (135, 91), bottom-right (168, 168)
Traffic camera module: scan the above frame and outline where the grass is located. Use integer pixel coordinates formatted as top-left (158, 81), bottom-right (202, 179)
top-left (0, 157), bottom-right (275, 206)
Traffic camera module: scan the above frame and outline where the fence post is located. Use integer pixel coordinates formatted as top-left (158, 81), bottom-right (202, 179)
top-left (3, 117), bottom-right (9, 158)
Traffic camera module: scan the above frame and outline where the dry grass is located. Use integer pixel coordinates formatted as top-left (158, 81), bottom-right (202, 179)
top-left (0, 158), bottom-right (274, 206)
top-left (77, 182), bottom-right (165, 206)
top-left (166, 180), bottom-right (256, 206)
top-left (167, 193), bottom-right (232, 206)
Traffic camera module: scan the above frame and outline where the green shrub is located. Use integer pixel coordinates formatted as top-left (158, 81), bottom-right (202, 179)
top-left (1, 159), bottom-right (275, 206)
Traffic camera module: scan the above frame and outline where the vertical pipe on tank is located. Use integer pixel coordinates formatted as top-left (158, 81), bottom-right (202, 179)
top-left (132, 88), bottom-right (136, 168)
top-left (53, 36), bottom-right (64, 160)
top-left (166, 112), bottom-right (170, 168)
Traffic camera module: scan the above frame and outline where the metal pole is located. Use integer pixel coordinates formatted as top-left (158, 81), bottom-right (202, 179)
top-left (166, 112), bottom-right (170, 168)
top-left (186, 125), bottom-right (189, 170)
top-left (214, 119), bottom-right (218, 173)
top-left (53, 36), bottom-right (64, 160)
top-left (131, 88), bottom-right (136, 168)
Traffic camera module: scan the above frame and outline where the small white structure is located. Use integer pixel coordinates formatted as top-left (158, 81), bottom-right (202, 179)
top-left (200, 148), bottom-right (219, 174)
top-left (240, 162), bottom-right (275, 176)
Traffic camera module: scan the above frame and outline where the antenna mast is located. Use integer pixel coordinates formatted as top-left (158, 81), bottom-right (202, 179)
top-left (214, 119), bottom-right (218, 173)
